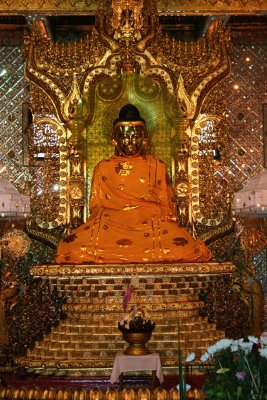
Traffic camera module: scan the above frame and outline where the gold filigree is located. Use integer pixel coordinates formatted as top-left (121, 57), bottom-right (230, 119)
top-left (175, 182), bottom-right (188, 197)
top-left (176, 74), bottom-right (196, 119)
top-left (190, 114), bottom-right (225, 227)
top-left (29, 117), bottom-right (67, 229)
top-left (111, 0), bottom-right (144, 41)
top-left (69, 183), bottom-right (83, 200)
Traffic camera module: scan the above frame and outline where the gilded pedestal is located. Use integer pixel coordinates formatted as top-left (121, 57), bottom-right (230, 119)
top-left (14, 262), bottom-right (235, 375)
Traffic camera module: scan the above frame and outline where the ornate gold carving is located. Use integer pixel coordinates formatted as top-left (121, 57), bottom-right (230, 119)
top-left (0, 0), bottom-right (265, 13)
top-left (190, 114), bottom-right (225, 227)
top-left (68, 144), bottom-right (85, 228)
top-left (175, 182), bottom-right (188, 197)
top-left (176, 74), bottom-right (196, 119)
top-left (31, 262), bottom-right (236, 277)
top-left (111, 0), bottom-right (144, 41)
top-left (157, 0), bottom-right (266, 13)
top-left (69, 182), bottom-right (83, 200)
top-left (63, 74), bottom-right (81, 121)
top-left (29, 117), bottom-right (67, 229)
top-left (23, 0), bottom-right (232, 238)
top-left (96, 0), bottom-right (158, 72)
top-left (62, 301), bottom-right (202, 313)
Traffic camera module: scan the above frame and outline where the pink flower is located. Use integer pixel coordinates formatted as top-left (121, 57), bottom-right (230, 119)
top-left (236, 371), bottom-right (246, 381)
top-left (122, 284), bottom-right (133, 312)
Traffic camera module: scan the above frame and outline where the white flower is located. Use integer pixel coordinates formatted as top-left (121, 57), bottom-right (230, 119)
top-left (207, 344), bottom-right (218, 355)
top-left (176, 383), bottom-right (191, 392)
top-left (248, 335), bottom-right (258, 345)
top-left (260, 335), bottom-right (267, 347)
top-left (258, 348), bottom-right (267, 359)
top-left (185, 352), bottom-right (195, 362)
top-left (239, 341), bottom-right (253, 354)
top-left (230, 340), bottom-right (239, 352)
top-left (215, 338), bottom-right (233, 350)
top-left (200, 352), bottom-right (210, 362)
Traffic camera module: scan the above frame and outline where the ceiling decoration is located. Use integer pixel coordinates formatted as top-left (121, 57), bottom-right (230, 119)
top-left (0, 0), bottom-right (266, 14)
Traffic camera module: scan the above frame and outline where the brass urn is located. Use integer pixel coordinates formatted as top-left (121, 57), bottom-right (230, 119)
top-left (122, 331), bottom-right (152, 356)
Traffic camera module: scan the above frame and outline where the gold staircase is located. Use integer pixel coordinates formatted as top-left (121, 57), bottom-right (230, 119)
top-left (15, 262), bottom-right (235, 375)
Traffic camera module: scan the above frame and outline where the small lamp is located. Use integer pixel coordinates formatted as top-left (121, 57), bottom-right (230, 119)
top-left (0, 178), bottom-right (30, 220)
top-left (233, 171), bottom-right (267, 218)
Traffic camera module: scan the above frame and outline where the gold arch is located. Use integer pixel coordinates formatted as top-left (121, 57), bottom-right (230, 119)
top-left (23, 1), bottom-right (231, 238)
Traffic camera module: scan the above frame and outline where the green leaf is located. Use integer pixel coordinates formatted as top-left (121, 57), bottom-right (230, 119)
top-left (217, 391), bottom-right (228, 398)
top-left (216, 368), bottom-right (230, 374)
top-left (237, 386), bottom-right (243, 399)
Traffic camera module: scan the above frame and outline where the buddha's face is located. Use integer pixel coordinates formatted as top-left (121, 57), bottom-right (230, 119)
top-left (115, 123), bottom-right (146, 156)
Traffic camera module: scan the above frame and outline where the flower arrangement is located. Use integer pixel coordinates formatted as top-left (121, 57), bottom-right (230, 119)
top-left (118, 305), bottom-right (155, 333)
top-left (185, 335), bottom-right (267, 400)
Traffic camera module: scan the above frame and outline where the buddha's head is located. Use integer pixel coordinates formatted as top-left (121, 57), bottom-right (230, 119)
top-left (113, 104), bottom-right (148, 157)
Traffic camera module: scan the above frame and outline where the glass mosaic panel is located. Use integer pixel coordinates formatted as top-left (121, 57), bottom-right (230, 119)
top-left (226, 38), bottom-right (267, 191)
top-left (0, 46), bottom-right (30, 191)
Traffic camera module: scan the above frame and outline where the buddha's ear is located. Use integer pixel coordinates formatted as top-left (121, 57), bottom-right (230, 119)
top-left (112, 139), bottom-right (121, 156)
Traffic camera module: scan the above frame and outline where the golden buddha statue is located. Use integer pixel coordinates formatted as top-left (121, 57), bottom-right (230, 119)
top-left (56, 104), bottom-right (212, 264)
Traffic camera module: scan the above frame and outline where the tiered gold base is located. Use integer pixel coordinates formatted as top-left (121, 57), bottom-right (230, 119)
top-left (15, 262), bottom-right (235, 374)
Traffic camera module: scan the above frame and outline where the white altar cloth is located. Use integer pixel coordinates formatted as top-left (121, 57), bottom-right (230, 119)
top-left (110, 352), bottom-right (164, 384)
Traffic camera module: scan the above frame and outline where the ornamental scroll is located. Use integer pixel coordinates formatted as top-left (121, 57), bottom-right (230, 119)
top-left (23, 0), bottom-right (232, 239)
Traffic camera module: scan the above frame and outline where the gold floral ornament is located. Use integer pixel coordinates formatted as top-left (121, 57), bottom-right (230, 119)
top-left (69, 182), bottom-right (83, 200)
top-left (175, 182), bottom-right (189, 197)
top-left (1, 229), bottom-right (31, 259)
top-left (115, 161), bottom-right (133, 176)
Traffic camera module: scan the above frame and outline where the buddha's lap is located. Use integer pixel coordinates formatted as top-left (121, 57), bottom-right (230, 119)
top-left (56, 206), bottom-right (212, 262)
top-left (60, 215), bottom-right (202, 251)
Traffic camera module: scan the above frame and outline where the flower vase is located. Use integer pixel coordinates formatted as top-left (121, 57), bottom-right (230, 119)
top-left (122, 331), bottom-right (152, 356)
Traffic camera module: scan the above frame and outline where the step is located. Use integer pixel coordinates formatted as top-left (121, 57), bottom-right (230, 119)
top-left (14, 262), bottom-right (234, 372)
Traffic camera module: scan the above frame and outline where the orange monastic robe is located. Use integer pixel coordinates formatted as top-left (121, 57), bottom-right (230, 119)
top-left (56, 155), bottom-right (212, 264)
